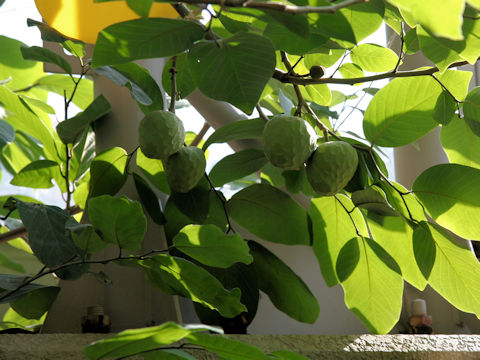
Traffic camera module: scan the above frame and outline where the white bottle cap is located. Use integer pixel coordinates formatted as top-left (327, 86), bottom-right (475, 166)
top-left (412, 298), bottom-right (427, 316)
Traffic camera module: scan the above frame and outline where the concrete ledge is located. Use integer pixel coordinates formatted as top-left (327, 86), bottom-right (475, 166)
top-left (1, 334), bottom-right (480, 359)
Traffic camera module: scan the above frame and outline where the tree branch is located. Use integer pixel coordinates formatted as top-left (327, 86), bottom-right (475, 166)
top-left (273, 59), bottom-right (471, 86)
top-left (171, 0), bottom-right (365, 14)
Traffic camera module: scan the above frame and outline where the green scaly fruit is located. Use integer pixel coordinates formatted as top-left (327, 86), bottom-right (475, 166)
top-left (262, 115), bottom-right (317, 170)
top-left (306, 141), bottom-right (358, 196)
top-left (138, 110), bottom-right (185, 160)
top-left (165, 146), bottom-right (206, 193)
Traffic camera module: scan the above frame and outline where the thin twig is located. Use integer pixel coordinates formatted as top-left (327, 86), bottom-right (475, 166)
top-left (169, 56), bottom-right (178, 113)
top-left (255, 104), bottom-right (269, 122)
top-left (204, 174), bottom-right (234, 234)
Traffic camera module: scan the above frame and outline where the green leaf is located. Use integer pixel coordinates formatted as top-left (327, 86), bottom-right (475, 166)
top-left (378, 181), bottom-right (426, 222)
top-left (0, 252), bottom-right (25, 273)
top-left (136, 148), bottom-right (170, 195)
top-left (0, 274), bottom-right (51, 303)
top-left (403, 27), bottom-right (420, 54)
top-left (186, 332), bottom-right (269, 360)
top-left (270, 350), bottom-right (310, 360)
top-left (203, 118), bottom-right (265, 150)
top-left (65, 217), bottom-right (108, 253)
top-left (173, 224), bottom-right (252, 268)
top-left (89, 147), bottom-right (128, 198)
top-left (0, 119), bottom-right (14, 149)
top-left (351, 186), bottom-right (398, 216)
top-left (141, 255), bottom-right (246, 317)
top-left (413, 164), bottom-right (480, 239)
top-left (463, 87), bottom-right (480, 123)
top-left (432, 91), bottom-right (456, 125)
top-left (363, 75), bottom-right (441, 147)
top-left (16, 200), bottom-right (79, 267)
top-left (170, 184), bottom-right (210, 224)
top-left (92, 19), bottom-right (205, 67)
top-left (350, 44), bottom-right (398, 72)
top-left (188, 32), bottom-right (275, 114)
top-left (133, 172), bottom-right (166, 225)
top-left (162, 53), bottom-right (196, 99)
top-left (441, 117), bottom-right (480, 169)
top-left (10, 160), bottom-right (62, 190)
top-left (94, 63), bottom-right (163, 113)
top-left (336, 236), bottom-right (403, 334)
top-left (249, 241), bottom-right (319, 324)
top-left (209, 149), bottom-right (268, 187)
top-left (126, 0), bottom-right (153, 17)
top-left (413, 222), bottom-right (480, 317)
top-left (299, 84), bottom-right (331, 106)
top-left (388, 0), bottom-right (464, 40)
top-left (227, 184), bottom-right (311, 245)
top-left (338, 63), bottom-right (364, 81)
top-left (20, 46), bottom-right (72, 75)
top-left (88, 195), bottom-right (147, 251)
top-left (367, 213), bottom-right (426, 290)
top-left (34, 74), bottom-right (93, 110)
top-left (10, 286), bottom-right (59, 320)
top-left (142, 349), bottom-right (196, 360)
top-left (304, 49), bottom-right (345, 69)
top-left (56, 95), bottom-right (111, 144)
top-left (83, 322), bottom-right (195, 360)
top-left (310, 195), bottom-right (367, 287)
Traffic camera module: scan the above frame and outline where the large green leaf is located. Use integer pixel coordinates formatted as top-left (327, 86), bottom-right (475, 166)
top-left (10, 286), bottom-right (60, 320)
top-left (310, 195), bottom-right (368, 287)
top-left (141, 255), bottom-right (246, 317)
top-left (0, 274), bottom-right (51, 303)
top-left (363, 75), bottom-right (441, 147)
top-left (441, 117), bottom-right (480, 169)
top-left (162, 53), bottom-right (196, 99)
top-left (413, 164), bottom-right (480, 239)
top-left (209, 149), bottom-right (268, 187)
top-left (83, 322), bottom-right (204, 360)
top-left (88, 195), bottom-right (147, 251)
top-left (226, 184), bottom-right (310, 245)
top-left (20, 46), bottom-right (72, 75)
top-left (336, 236), bottom-right (403, 334)
top-left (463, 87), bottom-right (480, 123)
top-left (186, 332), bottom-right (269, 360)
top-left (89, 147), bottom-right (128, 198)
top-left (92, 18), bottom-right (205, 67)
top-left (94, 62), bottom-right (163, 114)
top-left (413, 222), bottom-right (480, 316)
top-left (387, 0), bottom-right (464, 40)
top-left (136, 148), bottom-right (170, 195)
top-left (65, 218), bottom-right (108, 254)
top-left (16, 200), bottom-right (79, 267)
top-left (203, 118), bottom-right (265, 150)
top-left (367, 213), bottom-right (426, 290)
top-left (173, 224), bottom-right (252, 268)
top-left (188, 32), bottom-right (275, 114)
top-left (10, 160), bottom-right (63, 190)
top-left (57, 95), bottom-right (111, 144)
top-left (350, 44), bottom-right (398, 72)
top-left (249, 241), bottom-right (319, 324)
top-left (133, 172), bottom-right (166, 225)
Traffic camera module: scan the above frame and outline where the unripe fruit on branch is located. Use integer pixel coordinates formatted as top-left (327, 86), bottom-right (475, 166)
top-left (309, 65), bottom-right (325, 80)
top-left (165, 146), bottom-right (206, 193)
top-left (306, 141), bottom-right (358, 196)
top-left (262, 115), bottom-right (317, 170)
top-left (138, 110), bottom-right (185, 160)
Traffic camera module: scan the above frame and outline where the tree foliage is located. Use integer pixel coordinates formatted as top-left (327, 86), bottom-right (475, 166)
top-left (1, 0), bottom-right (480, 357)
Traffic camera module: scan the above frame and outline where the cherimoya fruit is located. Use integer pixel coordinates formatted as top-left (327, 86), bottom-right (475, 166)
top-left (306, 141), bottom-right (358, 196)
top-left (138, 110), bottom-right (185, 160)
top-left (262, 115), bottom-right (317, 170)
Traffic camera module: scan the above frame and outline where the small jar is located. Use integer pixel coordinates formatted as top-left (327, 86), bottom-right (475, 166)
top-left (81, 305), bottom-right (110, 333)
top-left (408, 299), bottom-right (432, 334)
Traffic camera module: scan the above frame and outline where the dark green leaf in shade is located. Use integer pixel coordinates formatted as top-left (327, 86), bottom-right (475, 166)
top-left (133, 172), bottom-right (166, 225)
top-left (403, 28), bottom-right (420, 54)
top-left (336, 236), bottom-right (403, 334)
top-left (412, 164), bottom-right (480, 239)
top-left (10, 286), bottom-right (60, 320)
top-left (92, 19), bottom-right (205, 67)
top-left (433, 91), bottom-right (456, 125)
top-left (0, 119), bottom-right (14, 149)
top-left (20, 46), bottom-right (72, 75)
top-left (170, 184), bottom-right (210, 224)
top-left (203, 118), bottom-right (265, 150)
top-left (88, 195), bottom-right (147, 251)
top-left (463, 87), bottom-right (480, 123)
top-left (57, 95), bottom-right (111, 144)
top-left (162, 53), bottom-right (196, 99)
top-left (263, 10), bottom-right (310, 38)
top-left (16, 200), bottom-right (79, 267)
top-left (227, 184), bottom-right (310, 245)
top-left (351, 186), bottom-right (398, 216)
top-left (140, 255), bottom-right (246, 317)
top-left (209, 149), bottom-right (268, 187)
top-left (93, 62), bottom-right (163, 113)
top-left (0, 252), bottom-right (25, 273)
top-left (248, 241), bottom-right (319, 324)
top-left (0, 274), bottom-right (52, 303)
top-left (126, 0), bottom-right (153, 17)
top-left (188, 32), bottom-right (275, 114)
top-left (89, 147), bottom-right (128, 198)
top-left (65, 217), bottom-right (108, 253)
top-left (173, 224), bottom-right (252, 268)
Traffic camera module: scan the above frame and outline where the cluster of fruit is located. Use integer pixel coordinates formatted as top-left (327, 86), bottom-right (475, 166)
top-left (138, 111), bottom-right (206, 193)
top-left (262, 115), bottom-right (358, 196)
